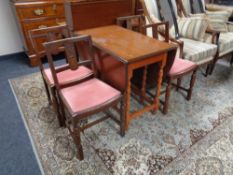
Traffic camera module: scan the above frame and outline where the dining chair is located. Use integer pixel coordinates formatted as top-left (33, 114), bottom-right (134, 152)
top-left (141, 23), bottom-right (198, 114)
top-left (43, 35), bottom-right (125, 160)
top-left (117, 14), bottom-right (197, 114)
top-left (177, 0), bottom-right (233, 73)
top-left (140, 0), bottom-right (218, 76)
top-left (29, 25), bottom-right (94, 126)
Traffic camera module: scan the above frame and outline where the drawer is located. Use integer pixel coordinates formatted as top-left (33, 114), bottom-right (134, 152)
top-left (17, 4), bottom-right (64, 20)
top-left (22, 18), bottom-right (65, 54)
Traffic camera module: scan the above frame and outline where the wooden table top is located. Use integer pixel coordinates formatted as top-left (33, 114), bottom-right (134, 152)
top-left (78, 25), bottom-right (177, 63)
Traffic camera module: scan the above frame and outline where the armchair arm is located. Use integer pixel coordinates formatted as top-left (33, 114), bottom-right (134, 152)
top-left (206, 28), bottom-right (220, 45)
top-left (169, 38), bottom-right (184, 58)
top-left (116, 15), bottom-right (145, 30)
top-left (141, 21), bottom-right (169, 42)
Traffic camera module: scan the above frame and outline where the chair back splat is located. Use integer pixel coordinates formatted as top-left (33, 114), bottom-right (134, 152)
top-left (44, 35), bottom-right (96, 90)
top-left (29, 25), bottom-right (71, 71)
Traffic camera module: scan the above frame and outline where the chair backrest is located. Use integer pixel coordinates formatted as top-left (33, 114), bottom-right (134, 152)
top-left (181, 0), bottom-right (205, 15)
top-left (43, 35), bottom-right (96, 90)
top-left (116, 15), bottom-right (146, 32)
top-left (190, 0), bottom-right (205, 14)
top-left (155, 0), bottom-right (180, 38)
top-left (29, 25), bottom-right (71, 70)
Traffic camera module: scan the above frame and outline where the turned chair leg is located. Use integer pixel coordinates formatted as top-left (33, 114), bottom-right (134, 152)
top-left (163, 78), bottom-right (172, 114)
top-left (120, 98), bottom-right (125, 137)
top-left (140, 66), bottom-right (148, 104)
top-left (72, 124), bottom-right (84, 161)
top-left (187, 70), bottom-right (197, 101)
top-left (176, 78), bottom-right (182, 91)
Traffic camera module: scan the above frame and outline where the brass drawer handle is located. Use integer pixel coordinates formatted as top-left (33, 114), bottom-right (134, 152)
top-left (38, 25), bottom-right (47, 29)
top-left (33, 9), bottom-right (45, 16)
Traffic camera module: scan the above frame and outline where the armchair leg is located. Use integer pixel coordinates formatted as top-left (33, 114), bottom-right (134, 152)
top-left (230, 54), bottom-right (233, 66)
top-left (209, 58), bottom-right (218, 75)
top-left (163, 78), bottom-right (172, 114)
top-left (205, 64), bottom-right (211, 76)
top-left (176, 78), bottom-right (182, 91)
top-left (187, 70), bottom-right (197, 101)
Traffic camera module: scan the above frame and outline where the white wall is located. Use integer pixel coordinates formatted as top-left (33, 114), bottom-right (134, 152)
top-left (0, 0), bottom-right (23, 56)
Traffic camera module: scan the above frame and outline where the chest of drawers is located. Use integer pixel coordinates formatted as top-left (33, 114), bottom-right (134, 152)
top-left (12, 0), bottom-right (65, 66)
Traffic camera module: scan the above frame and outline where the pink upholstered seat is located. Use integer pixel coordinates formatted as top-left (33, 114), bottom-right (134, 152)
top-left (44, 66), bottom-right (93, 85)
top-left (60, 78), bottom-right (121, 115)
top-left (169, 58), bottom-right (197, 76)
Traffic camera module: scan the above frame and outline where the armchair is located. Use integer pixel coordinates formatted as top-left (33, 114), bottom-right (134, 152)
top-left (140, 0), bottom-right (218, 76)
top-left (178, 0), bottom-right (233, 72)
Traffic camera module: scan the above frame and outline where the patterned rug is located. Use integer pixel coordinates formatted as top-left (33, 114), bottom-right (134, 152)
top-left (9, 62), bottom-right (233, 175)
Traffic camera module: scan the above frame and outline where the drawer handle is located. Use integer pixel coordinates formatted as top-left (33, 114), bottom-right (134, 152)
top-left (34, 9), bottom-right (45, 16)
top-left (38, 25), bottom-right (47, 29)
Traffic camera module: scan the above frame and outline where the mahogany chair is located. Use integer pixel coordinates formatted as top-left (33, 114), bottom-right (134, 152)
top-left (43, 35), bottom-right (125, 160)
top-left (117, 15), bottom-right (197, 114)
top-left (142, 23), bottom-right (198, 114)
top-left (29, 25), bottom-right (93, 126)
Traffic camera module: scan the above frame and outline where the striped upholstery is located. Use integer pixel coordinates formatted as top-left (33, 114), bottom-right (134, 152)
top-left (208, 19), bottom-right (228, 32)
top-left (156, 0), bottom-right (179, 38)
top-left (203, 32), bottom-right (233, 56)
top-left (144, 0), bottom-right (160, 21)
top-left (218, 32), bottom-right (233, 56)
top-left (177, 17), bottom-right (208, 41)
top-left (206, 11), bottom-right (231, 21)
top-left (228, 24), bottom-right (233, 32)
top-left (189, 0), bottom-right (205, 14)
top-left (206, 4), bottom-right (233, 17)
top-left (180, 38), bottom-right (217, 64)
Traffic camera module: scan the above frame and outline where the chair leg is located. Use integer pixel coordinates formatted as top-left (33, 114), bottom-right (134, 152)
top-left (205, 64), bottom-right (211, 77)
top-left (187, 70), bottom-right (197, 101)
top-left (120, 98), bottom-right (125, 137)
top-left (163, 78), bottom-right (172, 114)
top-left (72, 124), bottom-right (84, 161)
top-left (42, 77), bottom-right (52, 105)
top-left (176, 78), bottom-right (182, 91)
top-left (209, 58), bottom-right (218, 75)
top-left (230, 54), bottom-right (233, 66)
top-left (52, 89), bottom-right (65, 127)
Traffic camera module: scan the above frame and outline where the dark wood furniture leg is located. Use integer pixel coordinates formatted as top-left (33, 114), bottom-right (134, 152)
top-left (187, 70), bottom-right (197, 100)
top-left (176, 78), bottom-right (181, 91)
top-left (163, 78), bottom-right (172, 114)
top-left (231, 54), bottom-right (233, 66)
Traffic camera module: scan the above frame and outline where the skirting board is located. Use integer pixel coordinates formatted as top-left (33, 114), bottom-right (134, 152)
top-left (0, 52), bottom-right (26, 61)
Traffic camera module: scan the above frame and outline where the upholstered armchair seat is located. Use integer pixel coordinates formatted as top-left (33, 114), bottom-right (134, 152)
top-left (203, 31), bottom-right (233, 57)
top-left (44, 65), bottom-right (93, 86)
top-left (180, 38), bottom-right (217, 64)
top-left (218, 32), bottom-right (233, 56)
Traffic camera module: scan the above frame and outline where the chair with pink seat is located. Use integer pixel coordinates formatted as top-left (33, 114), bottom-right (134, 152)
top-left (43, 35), bottom-right (125, 160)
top-left (116, 15), bottom-right (197, 114)
top-left (141, 23), bottom-right (197, 114)
top-left (29, 25), bottom-right (94, 126)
